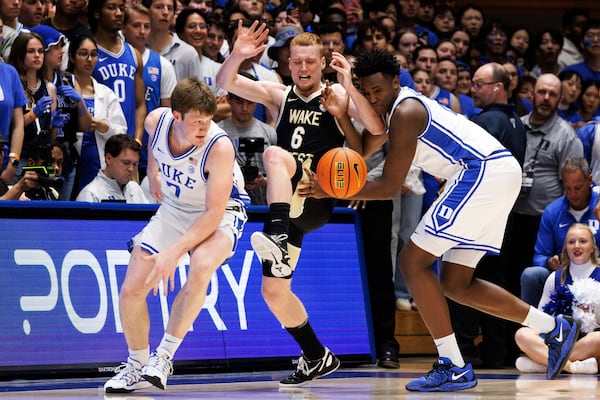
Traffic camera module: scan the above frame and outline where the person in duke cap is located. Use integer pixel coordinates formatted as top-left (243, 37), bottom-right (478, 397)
top-left (30, 24), bottom-right (68, 71)
top-left (267, 25), bottom-right (302, 61)
top-left (267, 26), bottom-right (301, 85)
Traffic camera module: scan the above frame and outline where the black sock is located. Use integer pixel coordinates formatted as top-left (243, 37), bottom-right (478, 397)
top-left (265, 202), bottom-right (290, 236)
top-left (286, 320), bottom-right (325, 361)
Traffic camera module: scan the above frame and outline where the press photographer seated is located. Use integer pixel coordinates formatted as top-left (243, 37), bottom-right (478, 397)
top-left (1, 137), bottom-right (65, 201)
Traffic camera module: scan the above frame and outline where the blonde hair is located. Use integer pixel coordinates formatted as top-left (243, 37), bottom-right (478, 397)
top-left (559, 223), bottom-right (599, 284)
top-left (290, 32), bottom-right (323, 54)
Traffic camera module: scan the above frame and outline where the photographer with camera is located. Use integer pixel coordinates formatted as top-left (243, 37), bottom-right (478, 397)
top-left (218, 71), bottom-right (276, 205)
top-left (17, 136), bottom-right (64, 201)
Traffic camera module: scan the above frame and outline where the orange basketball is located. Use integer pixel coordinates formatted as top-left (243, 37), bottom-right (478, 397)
top-left (316, 147), bottom-right (368, 198)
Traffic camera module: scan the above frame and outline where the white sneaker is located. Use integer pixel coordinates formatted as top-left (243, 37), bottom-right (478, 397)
top-left (569, 357), bottom-right (598, 374)
top-left (104, 359), bottom-right (153, 393)
top-left (515, 356), bottom-right (546, 373)
top-left (396, 298), bottom-right (412, 311)
top-left (141, 351), bottom-right (173, 390)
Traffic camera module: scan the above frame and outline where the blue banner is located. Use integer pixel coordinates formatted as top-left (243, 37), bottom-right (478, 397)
top-left (0, 203), bottom-right (373, 374)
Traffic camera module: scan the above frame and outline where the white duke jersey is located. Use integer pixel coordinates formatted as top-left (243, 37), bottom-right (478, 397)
top-left (388, 88), bottom-right (511, 180)
top-left (149, 109), bottom-right (250, 213)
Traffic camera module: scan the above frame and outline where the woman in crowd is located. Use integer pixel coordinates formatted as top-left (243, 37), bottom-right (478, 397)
top-left (503, 60), bottom-right (531, 116)
top-left (577, 80), bottom-right (600, 126)
top-left (436, 38), bottom-right (457, 61)
top-left (431, 5), bottom-right (456, 40)
top-left (8, 32), bottom-right (59, 172)
top-left (412, 67), bottom-right (433, 97)
top-left (32, 24), bottom-right (92, 200)
top-left (515, 224), bottom-right (600, 375)
top-left (455, 61), bottom-right (472, 97)
top-left (354, 18), bottom-right (393, 53)
top-left (456, 3), bottom-right (485, 46)
top-left (394, 27), bottom-right (419, 70)
top-left (508, 26), bottom-right (533, 72)
top-left (529, 27), bottom-right (563, 78)
top-left (450, 27), bottom-right (471, 63)
top-left (67, 35), bottom-right (127, 191)
top-left (557, 70), bottom-right (584, 128)
top-left (479, 19), bottom-right (509, 65)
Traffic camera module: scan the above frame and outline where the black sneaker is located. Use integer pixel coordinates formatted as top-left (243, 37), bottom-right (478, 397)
top-left (251, 232), bottom-right (292, 278)
top-left (377, 341), bottom-right (400, 369)
top-left (279, 348), bottom-right (340, 387)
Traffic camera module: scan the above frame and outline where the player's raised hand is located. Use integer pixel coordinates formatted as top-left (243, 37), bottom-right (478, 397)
top-left (231, 19), bottom-right (270, 59)
top-left (329, 52), bottom-right (353, 89)
top-left (320, 80), bottom-right (349, 119)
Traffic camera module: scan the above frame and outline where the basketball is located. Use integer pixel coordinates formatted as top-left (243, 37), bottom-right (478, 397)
top-left (316, 147), bottom-right (368, 198)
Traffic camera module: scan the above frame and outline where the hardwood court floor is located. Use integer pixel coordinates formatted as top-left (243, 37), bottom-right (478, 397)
top-left (1, 357), bottom-right (598, 399)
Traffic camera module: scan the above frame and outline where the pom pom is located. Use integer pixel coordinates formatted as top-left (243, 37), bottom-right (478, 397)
top-left (542, 284), bottom-right (574, 317)
top-left (569, 278), bottom-right (600, 333)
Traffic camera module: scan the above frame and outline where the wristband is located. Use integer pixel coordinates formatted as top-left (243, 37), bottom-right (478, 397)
top-left (9, 152), bottom-right (20, 161)
top-left (29, 110), bottom-right (37, 120)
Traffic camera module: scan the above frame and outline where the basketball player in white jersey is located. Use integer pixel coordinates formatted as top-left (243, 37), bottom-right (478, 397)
top-left (104, 77), bottom-right (249, 393)
top-left (305, 49), bottom-right (581, 392)
top-left (216, 20), bottom-right (386, 387)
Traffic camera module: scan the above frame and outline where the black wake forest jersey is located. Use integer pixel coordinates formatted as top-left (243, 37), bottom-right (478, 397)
top-left (275, 84), bottom-right (345, 170)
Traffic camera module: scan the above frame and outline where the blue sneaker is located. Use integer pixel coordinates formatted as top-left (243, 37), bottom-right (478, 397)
top-left (542, 315), bottom-right (580, 379)
top-left (405, 357), bottom-right (477, 392)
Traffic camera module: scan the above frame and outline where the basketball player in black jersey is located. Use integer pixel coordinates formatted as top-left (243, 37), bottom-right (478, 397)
top-left (217, 20), bottom-right (386, 387)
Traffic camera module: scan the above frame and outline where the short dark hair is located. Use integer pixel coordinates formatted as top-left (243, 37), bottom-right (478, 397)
top-left (67, 34), bottom-right (97, 72)
top-left (316, 22), bottom-right (346, 41)
top-left (104, 134), bottom-right (142, 158)
top-left (581, 19), bottom-right (600, 39)
top-left (534, 27), bottom-right (564, 50)
top-left (353, 49), bottom-right (400, 79)
top-left (87, 0), bottom-right (111, 34)
top-left (412, 44), bottom-right (437, 64)
top-left (25, 136), bottom-right (61, 165)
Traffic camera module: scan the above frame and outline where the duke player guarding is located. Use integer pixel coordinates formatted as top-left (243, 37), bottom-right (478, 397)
top-left (306, 49), bottom-right (582, 392)
top-left (104, 78), bottom-right (249, 393)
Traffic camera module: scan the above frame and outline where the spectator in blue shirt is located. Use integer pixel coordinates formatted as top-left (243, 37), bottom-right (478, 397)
top-left (520, 157), bottom-right (600, 306)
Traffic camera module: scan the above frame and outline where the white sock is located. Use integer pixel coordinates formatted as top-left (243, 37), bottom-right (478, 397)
top-left (521, 306), bottom-right (555, 333)
top-left (128, 347), bottom-right (150, 368)
top-left (434, 333), bottom-right (465, 368)
top-left (156, 333), bottom-right (182, 359)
